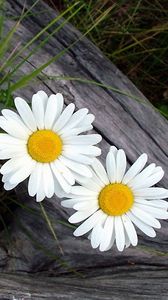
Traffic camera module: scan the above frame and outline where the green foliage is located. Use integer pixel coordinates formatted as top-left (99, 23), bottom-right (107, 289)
top-left (0, 88), bottom-right (14, 107)
top-left (58, 0), bottom-right (168, 116)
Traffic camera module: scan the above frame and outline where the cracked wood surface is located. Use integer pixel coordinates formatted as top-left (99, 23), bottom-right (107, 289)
top-left (0, 0), bottom-right (168, 299)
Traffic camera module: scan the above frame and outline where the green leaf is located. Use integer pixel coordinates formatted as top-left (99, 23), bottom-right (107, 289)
top-left (3, 1), bottom-right (80, 72)
top-left (10, 5), bottom-right (113, 92)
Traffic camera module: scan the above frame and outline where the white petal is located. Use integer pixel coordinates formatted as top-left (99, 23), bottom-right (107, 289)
top-left (0, 116), bottom-right (30, 139)
top-left (1, 110), bottom-right (32, 141)
top-left (128, 163), bottom-right (156, 188)
top-left (137, 168), bottom-right (164, 189)
top-left (126, 211), bottom-right (156, 237)
top-left (63, 134), bottom-right (102, 145)
top-left (53, 103), bottom-right (75, 132)
top-left (91, 223), bottom-right (104, 249)
top-left (55, 159), bottom-right (75, 185)
top-left (61, 126), bottom-right (93, 138)
top-left (44, 95), bottom-right (59, 129)
top-left (110, 146), bottom-right (118, 157)
top-left (54, 178), bottom-right (68, 198)
top-left (36, 184), bottom-right (46, 202)
top-left (114, 216), bottom-right (125, 252)
top-left (124, 229), bottom-right (131, 248)
top-left (0, 146), bottom-right (27, 159)
top-left (122, 214), bottom-right (138, 246)
top-left (28, 163), bottom-right (42, 196)
top-left (59, 156), bottom-right (92, 177)
top-left (116, 149), bottom-right (127, 183)
top-left (92, 158), bottom-right (109, 185)
top-left (50, 162), bottom-right (71, 193)
top-left (9, 159), bottom-right (36, 185)
top-left (106, 149), bottom-right (116, 183)
top-left (0, 133), bottom-right (26, 145)
top-left (134, 187), bottom-right (168, 199)
top-left (61, 197), bottom-right (95, 208)
top-left (54, 93), bottom-right (64, 119)
top-left (32, 93), bottom-right (45, 129)
top-left (135, 198), bottom-right (168, 210)
top-left (70, 170), bottom-right (91, 185)
top-left (79, 177), bottom-right (101, 193)
top-left (61, 199), bottom-right (78, 208)
top-left (0, 155), bottom-right (29, 175)
top-left (89, 168), bottom-right (106, 188)
top-left (78, 113), bottom-right (95, 127)
top-left (71, 186), bottom-right (97, 196)
top-left (69, 206), bottom-right (98, 224)
top-left (42, 164), bottom-right (54, 198)
top-left (73, 210), bottom-right (104, 236)
top-left (131, 206), bottom-right (161, 228)
top-left (63, 145), bottom-right (101, 157)
top-left (135, 203), bottom-right (168, 219)
top-left (4, 181), bottom-right (17, 190)
top-left (90, 215), bottom-right (107, 249)
top-left (36, 90), bottom-right (48, 110)
top-left (104, 231), bottom-right (116, 251)
top-left (122, 153), bottom-right (148, 184)
top-left (59, 108), bottom-right (88, 133)
top-left (99, 216), bottom-right (114, 251)
top-left (2, 109), bottom-right (22, 123)
top-left (73, 200), bottom-right (98, 211)
top-left (2, 173), bottom-right (11, 183)
top-left (62, 152), bottom-right (94, 165)
top-left (14, 97), bottom-right (37, 131)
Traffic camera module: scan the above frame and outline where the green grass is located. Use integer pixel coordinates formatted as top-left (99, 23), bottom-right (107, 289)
top-left (53, 0), bottom-right (168, 116)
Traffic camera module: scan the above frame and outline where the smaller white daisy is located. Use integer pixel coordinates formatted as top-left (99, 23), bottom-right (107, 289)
top-left (61, 146), bottom-right (168, 252)
top-left (0, 91), bottom-right (102, 201)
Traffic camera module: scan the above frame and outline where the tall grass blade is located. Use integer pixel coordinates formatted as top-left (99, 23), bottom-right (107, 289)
top-left (10, 6), bottom-right (113, 92)
top-left (40, 202), bottom-right (64, 255)
top-left (4, 1), bottom-right (80, 70)
top-left (2, 2), bottom-right (83, 82)
top-left (0, 0), bottom-right (40, 61)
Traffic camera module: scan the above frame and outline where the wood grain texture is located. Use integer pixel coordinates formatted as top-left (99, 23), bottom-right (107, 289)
top-left (0, 0), bottom-right (168, 298)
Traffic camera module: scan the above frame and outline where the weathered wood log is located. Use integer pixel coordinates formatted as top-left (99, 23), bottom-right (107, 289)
top-left (0, 0), bottom-right (168, 298)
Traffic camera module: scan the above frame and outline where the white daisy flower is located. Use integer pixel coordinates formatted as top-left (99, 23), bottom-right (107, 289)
top-left (0, 91), bottom-right (102, 202)
top-left (61, 146), bottom-right (168, 252)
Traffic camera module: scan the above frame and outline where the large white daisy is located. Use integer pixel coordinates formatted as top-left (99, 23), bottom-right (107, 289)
top-left (0, 91), bottom-right (102, 201)
top-left (61, 146), bottom-right (168, 252)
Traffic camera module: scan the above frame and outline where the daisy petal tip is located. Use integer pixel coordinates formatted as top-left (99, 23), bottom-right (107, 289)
top-left (97, 134), bottom-right (102, 142)
top-left (56, 92), bottom-right (63, 98)
top-left (36, 196), bottom-right (44, 202)
top-left (152, 231), bottom-right (156, 238)
top-left (91, 115), bottom-right (95, 122)
top-left (99, 244), bottom-right (107, 252)
top-left (132, 238), bottom-right (138, 247)
top-left (110, 145), bottom-right (117, 152)
top-left (60, 201), bottom-right (65, 207)
top-left (73, 229), bottom-right (81, 237)
top-left (37, 90), bottom-right (48, 97)
top-left (28, 190), bottom-right (36, 197)
top-left (117, 246), bottom-right (124, 252)
top-left (155, 221), bottom-right (161, 229)
top-left (14, 97), bottom-right (24, 107)
top-left (68, 216), bottom-right (75, 224)
top-left (142, 152), bottom-right (148, 161)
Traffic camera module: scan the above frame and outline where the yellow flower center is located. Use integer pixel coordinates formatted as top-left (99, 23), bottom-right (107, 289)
top-left (98, 183), bottom-right (134, 216)
top-left (27, 130), bottom-right (62, 163)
